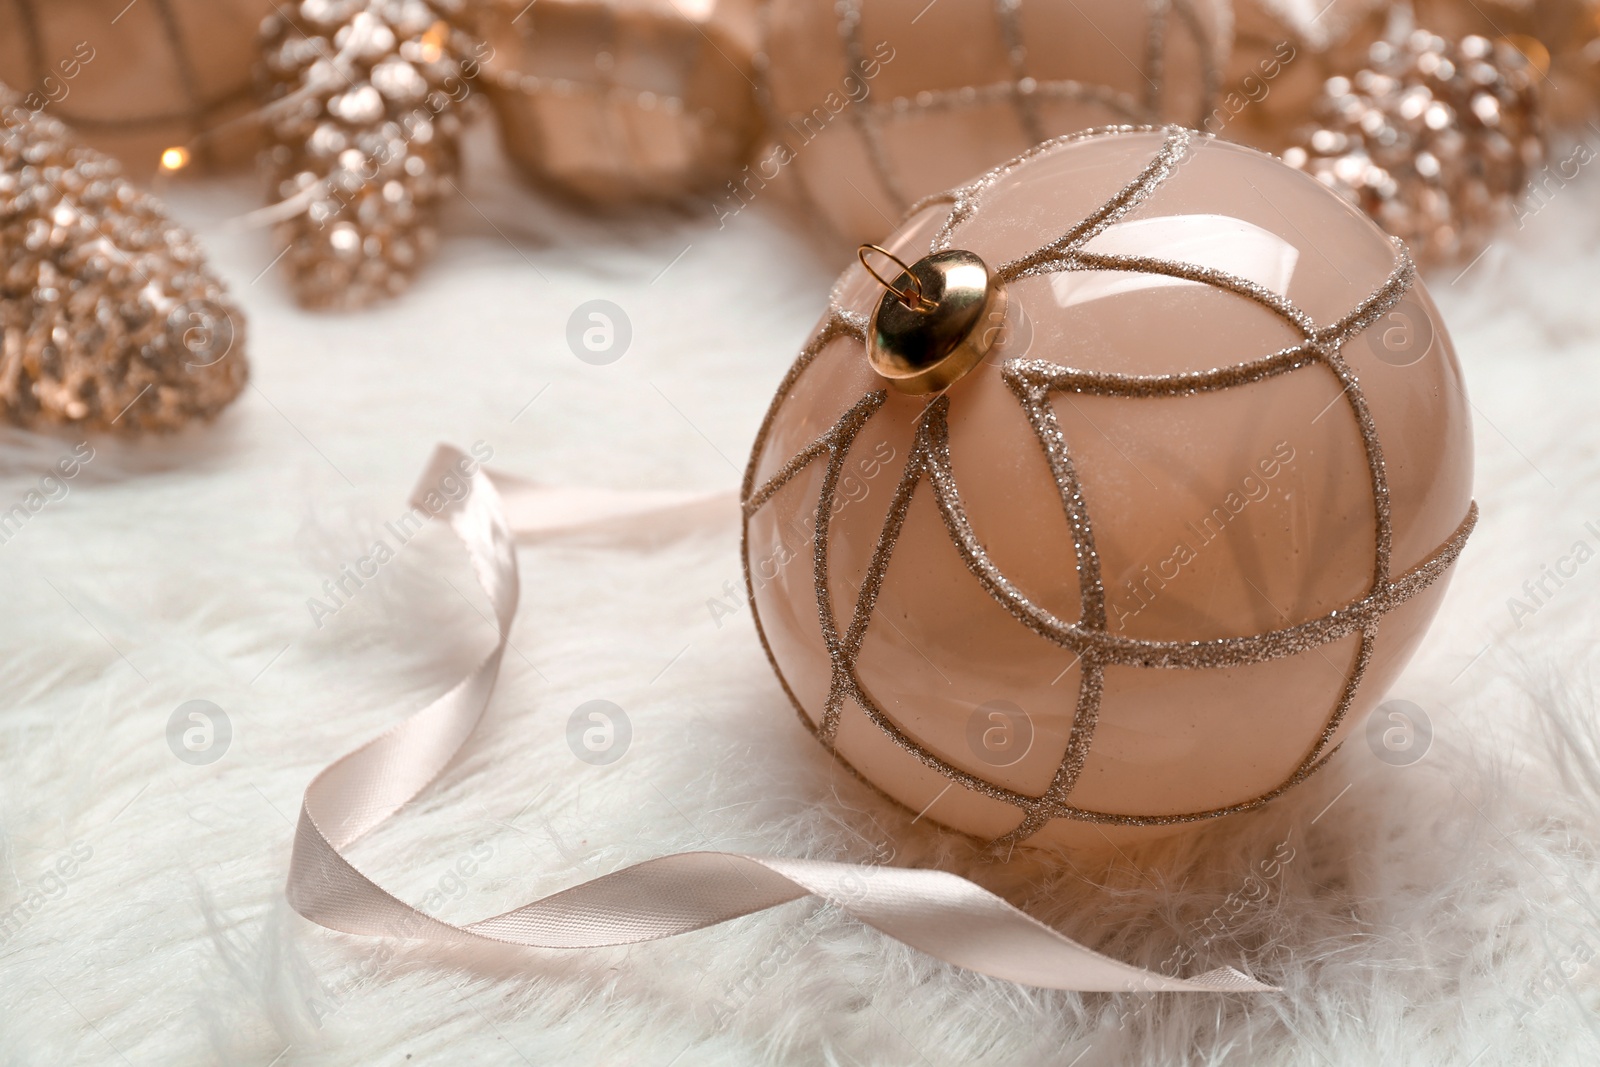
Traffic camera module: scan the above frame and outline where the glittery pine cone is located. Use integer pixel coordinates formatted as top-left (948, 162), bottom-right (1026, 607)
top-left (0, 93), bottom-right (248, 433)
top-left (256, 0), bottom-right (482, 309)
top-left (1415, 0), bottom-right (1600, 132)
top-left (1283, 31), bottom-right (1545, 267)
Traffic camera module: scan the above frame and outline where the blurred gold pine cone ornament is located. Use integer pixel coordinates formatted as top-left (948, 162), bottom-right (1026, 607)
top-left (0, 88), bottom-right (248, 433)
top-left (1282, 29), bottom-right (1545, 267)
top-left (255, 0), bottom-right (487, 309)
top-left (1413, 0), bottom-right (1600, 132)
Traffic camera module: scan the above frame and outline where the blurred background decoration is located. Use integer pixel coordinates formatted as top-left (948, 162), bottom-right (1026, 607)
top-left (160, 0), bottom-right (1581, 305)
top-left (1284, 28), bottom-right (1543, 267)
top-left (0, 0), bottom-right (273, 176)
top-left (0, 0), bottom-right (1586, 310)
top-left (1414, 0), bottom-right (1600, 130)
top-left (1227, 1), bottom-right (1546, 266)
top-left (254, 0), bottom-right (482, 309)
top-left (1223, 0), bottom-right (1396, 154)
top-left (753, 0), bottom-right (1230, 245)
top-left (0, 86), bottom-right (248, 432)
top-left (473, 0), bottom-right (765, 205)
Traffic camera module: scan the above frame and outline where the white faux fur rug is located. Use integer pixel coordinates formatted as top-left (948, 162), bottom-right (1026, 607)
top-left (3, 119), bottom-right (1600, 1065)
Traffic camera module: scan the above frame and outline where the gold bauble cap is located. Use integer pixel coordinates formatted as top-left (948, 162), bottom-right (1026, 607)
top-left (860, 245), bottom-right (1007, 395)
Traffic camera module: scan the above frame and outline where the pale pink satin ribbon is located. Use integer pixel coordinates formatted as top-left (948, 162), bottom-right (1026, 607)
top-left (286, 444), bottom-right (1274, 994)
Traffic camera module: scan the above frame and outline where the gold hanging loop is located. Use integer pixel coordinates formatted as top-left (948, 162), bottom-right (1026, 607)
top-left (857, 244), bottom-right (934, 312)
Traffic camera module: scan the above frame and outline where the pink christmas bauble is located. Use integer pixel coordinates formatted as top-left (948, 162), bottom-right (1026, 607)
top-left (742, 126), bottom-right (1475, 850)
top-left (0, 0), bottom-right (271, 174)
top-left (755, 0), bottom-right (1230, 244)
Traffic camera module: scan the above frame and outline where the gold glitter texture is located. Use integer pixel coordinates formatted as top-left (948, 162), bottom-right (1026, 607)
top-left (0, 88), bottom-right (248, 432)
top-left (1283, 31), bottom-right (1544, 268)
top-left (255, 0), bottom-right (482, 309)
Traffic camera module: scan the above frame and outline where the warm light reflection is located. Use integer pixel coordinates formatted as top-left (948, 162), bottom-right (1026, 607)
top-left (1050, 214), bottom-right (1301, 310)
top-left (418, 21), bottom-right (447, 63)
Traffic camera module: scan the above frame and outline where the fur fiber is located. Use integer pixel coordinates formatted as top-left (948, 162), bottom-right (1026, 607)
top-left (2, 120), bottom-right (1598, 1065)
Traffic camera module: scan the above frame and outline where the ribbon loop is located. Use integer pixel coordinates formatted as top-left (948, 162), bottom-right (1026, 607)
top-left (286, 444), bottom-right (1274, 995)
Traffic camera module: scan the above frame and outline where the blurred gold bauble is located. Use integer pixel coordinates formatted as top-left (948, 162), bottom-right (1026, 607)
top-left (0, 0), bottom-right (272, 175)
top-left (472, 0), bottom-right (764, 203)
top-left (755, 0), bottom-right (1231, 245)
